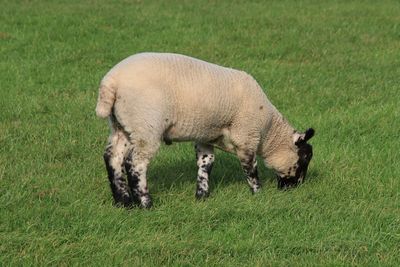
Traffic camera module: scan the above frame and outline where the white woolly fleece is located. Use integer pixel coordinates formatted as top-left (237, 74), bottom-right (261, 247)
top-left (96, 52), bottom-right (299, 172)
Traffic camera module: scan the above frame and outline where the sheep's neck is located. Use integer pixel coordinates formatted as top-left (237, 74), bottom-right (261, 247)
top-left (260, 111), bottom-right (294, 160)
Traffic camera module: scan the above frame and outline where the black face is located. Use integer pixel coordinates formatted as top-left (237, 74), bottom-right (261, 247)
top-left (277, 128), bottom-right (314, 190)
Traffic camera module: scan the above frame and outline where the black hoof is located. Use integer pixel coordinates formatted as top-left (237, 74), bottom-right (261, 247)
top-left (195, 189), bottom-right (210, 200)
top-left (113, 193), bottom-right (134, 208)
top-left (277, 177), bottom-right (299, 190)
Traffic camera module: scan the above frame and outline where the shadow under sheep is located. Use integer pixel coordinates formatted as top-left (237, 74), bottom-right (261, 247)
top-left (148, 149), bottom-right (320, 197)
top-left (146, 149), bottom-right (320, 195)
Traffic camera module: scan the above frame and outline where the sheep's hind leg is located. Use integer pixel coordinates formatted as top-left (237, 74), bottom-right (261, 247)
top-left (103, 131), bottom-right (133, 207)
top-left (237, 150), bottom-right (261, 194)
top-left (124, 139), bottom-right (159, 209)
top-left (194, 143), bottom-right (215, 199)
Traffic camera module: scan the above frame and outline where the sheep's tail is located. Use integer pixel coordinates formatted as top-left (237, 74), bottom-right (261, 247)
top-left (95, 76), bottom-right (117, 118)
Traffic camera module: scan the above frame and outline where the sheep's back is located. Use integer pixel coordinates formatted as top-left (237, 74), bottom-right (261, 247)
top-left (109, 53), bottom-right (267, 141)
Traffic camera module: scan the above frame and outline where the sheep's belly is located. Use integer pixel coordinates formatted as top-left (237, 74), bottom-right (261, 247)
top-left (165, 126), bottom-right (236, 153)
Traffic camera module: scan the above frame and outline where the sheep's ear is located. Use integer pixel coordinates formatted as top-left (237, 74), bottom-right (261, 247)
top-left (293, 128), bottom-right (315, 145)
top-left (304, 128), bottom-right (315, 141)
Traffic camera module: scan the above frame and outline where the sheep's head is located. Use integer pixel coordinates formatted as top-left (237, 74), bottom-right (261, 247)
top-left (274, 128), bottom-right (315, 189)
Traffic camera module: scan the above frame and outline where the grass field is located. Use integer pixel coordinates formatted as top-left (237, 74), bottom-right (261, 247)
top-left (1, 0), bottom-right (400, 266)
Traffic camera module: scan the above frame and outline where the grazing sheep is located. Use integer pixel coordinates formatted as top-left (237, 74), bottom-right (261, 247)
top-left (96, 52), bottom-right (315, 208)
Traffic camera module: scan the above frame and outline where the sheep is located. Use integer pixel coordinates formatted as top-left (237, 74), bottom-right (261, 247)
top-left (96, 52), bottom-right (315, 208)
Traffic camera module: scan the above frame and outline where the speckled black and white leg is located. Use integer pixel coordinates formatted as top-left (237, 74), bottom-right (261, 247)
top-left (124, 147), bottom-right (154, 209)
top-left (238, 151), bottom-right (261, 194)
top-left (194, 143), bottom-right (215, 199)
top-left (103, 131), bottom-right (133, 207)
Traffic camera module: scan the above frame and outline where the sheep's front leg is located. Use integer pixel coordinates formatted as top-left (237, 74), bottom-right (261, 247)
top-left (195, 143), bottom-right (215, 199)
top-left (103, 131), bottom-right (133, 207)
top-left (124, 150), bottom-right (153, 209)
top-left (237, 151), bottom-right (261, 194)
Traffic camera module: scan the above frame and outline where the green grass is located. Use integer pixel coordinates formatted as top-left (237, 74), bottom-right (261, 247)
top-left (1, 0), bottom-right (400, 266)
